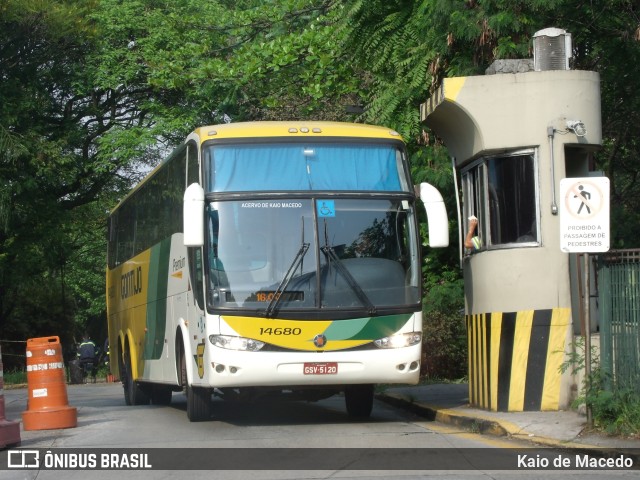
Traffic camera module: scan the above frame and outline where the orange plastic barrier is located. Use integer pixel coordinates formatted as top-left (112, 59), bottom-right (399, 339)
top-left (0, 344), bottom-right (21, 447)
top-left (21, 336), bottom-right (77, 431)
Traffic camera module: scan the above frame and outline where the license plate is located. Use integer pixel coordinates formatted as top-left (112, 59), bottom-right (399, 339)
top-left (303, 362), bottom-right (338, 375)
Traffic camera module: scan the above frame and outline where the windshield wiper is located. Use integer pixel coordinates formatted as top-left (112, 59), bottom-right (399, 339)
top-left (321, 245), bottom-right (377, 316)
top-left (264, 242), bottom-right (309, 317)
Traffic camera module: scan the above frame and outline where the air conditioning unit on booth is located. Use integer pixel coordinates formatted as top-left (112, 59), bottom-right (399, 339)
top-left (533, 28), bottom-right (572, 71)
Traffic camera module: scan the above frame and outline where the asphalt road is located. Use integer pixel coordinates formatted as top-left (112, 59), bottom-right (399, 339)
top-left (1, 383), bottom-right (637, 479)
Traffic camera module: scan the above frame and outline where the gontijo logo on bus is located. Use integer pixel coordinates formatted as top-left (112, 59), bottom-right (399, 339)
top-left (121, 266), bottom-right (143, 299)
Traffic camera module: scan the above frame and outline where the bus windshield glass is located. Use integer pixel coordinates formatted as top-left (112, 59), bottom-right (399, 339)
top-left (206, 198), bottom-right (420, 313)
top-left (204, 142), bottom-right (409, 192)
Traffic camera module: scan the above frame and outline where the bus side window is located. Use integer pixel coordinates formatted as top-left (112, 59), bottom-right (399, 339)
top-left (188, 247), bottom-right (205, 310)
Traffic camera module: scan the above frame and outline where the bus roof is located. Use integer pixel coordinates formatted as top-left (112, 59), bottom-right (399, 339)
top-left (191, 121), bottom-right (404, 143)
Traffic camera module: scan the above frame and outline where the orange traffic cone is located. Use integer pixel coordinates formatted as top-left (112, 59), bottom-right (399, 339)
top-left (21, 336), bottom-right (77, 431)
top-left (0, 344), bottom-right (21, 448)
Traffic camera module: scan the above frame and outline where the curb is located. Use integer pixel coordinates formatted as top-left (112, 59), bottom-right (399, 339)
top-left (376, 392), bottom-right (640, 458)
top-left (377, 392), bottom-right (509, 437)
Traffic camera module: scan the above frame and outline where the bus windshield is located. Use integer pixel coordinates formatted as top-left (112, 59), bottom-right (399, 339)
top-left (206, 198), bottom-right (420, 314)
top-left (204, 142), bottom-right (410, 192)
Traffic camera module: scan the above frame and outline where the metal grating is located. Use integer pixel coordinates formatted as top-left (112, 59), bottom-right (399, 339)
top-left (598, 250), bottom-right (640, 393)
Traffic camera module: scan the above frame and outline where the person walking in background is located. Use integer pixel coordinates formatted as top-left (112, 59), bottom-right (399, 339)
top-left (77, 333), bottom-right (98, 382)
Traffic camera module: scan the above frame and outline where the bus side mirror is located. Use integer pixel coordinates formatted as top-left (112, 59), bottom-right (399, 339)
top-left (184, 183), bottom-right (205, 247)
top-left (418, 182), bottom-right (449, 248)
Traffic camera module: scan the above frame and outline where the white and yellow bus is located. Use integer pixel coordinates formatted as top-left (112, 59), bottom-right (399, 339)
top-left (106, 121), bottom-right (449, 421)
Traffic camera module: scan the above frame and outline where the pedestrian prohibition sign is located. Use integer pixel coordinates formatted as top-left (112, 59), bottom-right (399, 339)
top-left (559, 177), bottom-right (610, 253)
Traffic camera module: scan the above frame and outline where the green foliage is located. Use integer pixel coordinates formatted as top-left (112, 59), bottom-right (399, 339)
top-left (338, 0), bottom-right (640, 384)
top-left (2, 368), bottom-right (27, 385)
top-left (0, 0), bottom-right (360, 370)
top-left (0, 0), bottom-right (129, 367)
top-left (338, 0), bottom-right (640, 251)
top-left (421, 309), bottom-right (467, 380)
top-left (562, 338), bottom-right (640, 437)
top-left (88, 0), bottom-right (358, 125)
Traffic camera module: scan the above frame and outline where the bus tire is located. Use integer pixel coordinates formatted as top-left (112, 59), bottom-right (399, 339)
top-left (150, 385), bottom-right (173, 405)
top-left (179, 346), bottom-right (211, 421)
top-left (123, 348), bottom-right (150, 406)
top-left (345, 384), bottom-right (374, 418)
top-left (186, 385), bottom-right (211, 422)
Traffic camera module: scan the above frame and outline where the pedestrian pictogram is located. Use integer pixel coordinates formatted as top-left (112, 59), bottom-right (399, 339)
top-left (559, 177), bottom-right (610, 253)
top-left (575, 185), bottom-right (591, 214)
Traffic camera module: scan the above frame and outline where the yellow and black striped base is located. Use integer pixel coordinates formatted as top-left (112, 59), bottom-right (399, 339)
top-left (466, 308), bottom-right (571, 411)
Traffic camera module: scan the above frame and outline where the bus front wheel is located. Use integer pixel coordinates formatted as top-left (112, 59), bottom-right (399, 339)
top-left (186, 385), bottom-right (212, 422)
top-left (345, 384), bottom-right (374, 418)
top-left (180, 348), bottom-right (211, 422)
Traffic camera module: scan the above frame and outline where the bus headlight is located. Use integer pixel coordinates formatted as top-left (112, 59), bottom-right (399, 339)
top-left (374, 332), bottom-right (422, 349)
top-left (209, 335), bottom-right (265, 352)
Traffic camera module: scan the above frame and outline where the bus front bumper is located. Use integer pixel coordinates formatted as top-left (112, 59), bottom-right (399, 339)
top-left (197, 344), bottom-right (422, 388)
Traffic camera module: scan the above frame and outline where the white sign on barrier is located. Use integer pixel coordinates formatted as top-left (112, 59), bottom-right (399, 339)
top-left (559, 177), bottom-right (610, 253)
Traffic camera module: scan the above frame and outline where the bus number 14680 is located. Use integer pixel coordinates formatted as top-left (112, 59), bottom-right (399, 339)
top-left (259, 327), bottom-right (301, 336)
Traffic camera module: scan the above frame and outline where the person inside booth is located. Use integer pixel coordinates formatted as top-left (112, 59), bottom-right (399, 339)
top-left (464, 216), bottom-right (482, 252)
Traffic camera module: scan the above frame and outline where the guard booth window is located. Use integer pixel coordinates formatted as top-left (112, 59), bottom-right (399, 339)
top-left (461, 150), bottom-right (539, 250)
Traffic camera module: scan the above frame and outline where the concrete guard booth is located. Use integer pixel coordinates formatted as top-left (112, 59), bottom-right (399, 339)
top-left (421, 29), bottom-right (602, 412)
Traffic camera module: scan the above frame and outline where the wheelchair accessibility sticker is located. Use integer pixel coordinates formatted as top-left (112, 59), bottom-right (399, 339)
top-left (317, 200), bottom-right (335, 217)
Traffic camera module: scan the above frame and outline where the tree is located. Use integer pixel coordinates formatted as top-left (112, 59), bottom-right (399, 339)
top-left (338, 0), bottom-right (640, 248)
top-left (1, 0), bottom-right (102, 364)
top-left (337, 0), bottom-right (640, 378)
top-left (0, 0), bottom-right (186, 362)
